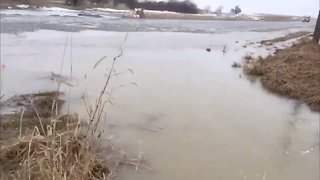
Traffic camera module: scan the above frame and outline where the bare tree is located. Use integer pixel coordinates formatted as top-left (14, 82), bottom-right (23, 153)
top-left (231, 5), bottom-right (241, 14)
top-left (204, 5), bottom-right (211, 13)
top-left (213, 5), bottom-right (223, 15)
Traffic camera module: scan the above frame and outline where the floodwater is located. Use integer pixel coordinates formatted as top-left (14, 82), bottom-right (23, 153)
top-left (1, 10), bottom-right (319, 180)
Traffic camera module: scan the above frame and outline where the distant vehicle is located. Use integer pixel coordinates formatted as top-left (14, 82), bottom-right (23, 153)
top-left (302, 16), bottom-right (311, 22)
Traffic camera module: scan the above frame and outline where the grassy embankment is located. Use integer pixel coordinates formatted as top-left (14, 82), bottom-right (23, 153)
top-left (244, 35), bottom-right (320, 112)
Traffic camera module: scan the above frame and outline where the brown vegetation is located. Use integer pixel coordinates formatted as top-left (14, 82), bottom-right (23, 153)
top-left (0, 92), bottom-right (122, 179)
top-left (244, 40), bottom-right (320, 112)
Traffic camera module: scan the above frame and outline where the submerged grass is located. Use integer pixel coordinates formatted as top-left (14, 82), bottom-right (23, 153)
top-left (0, 33), bottom-right (145, 179)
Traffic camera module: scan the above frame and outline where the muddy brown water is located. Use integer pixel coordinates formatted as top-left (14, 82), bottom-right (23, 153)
top-left (1, 29), bottom-right (319, 180)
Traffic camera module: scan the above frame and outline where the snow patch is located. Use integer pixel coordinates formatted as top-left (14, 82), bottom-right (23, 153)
top-left (40, 7), bottom-right (80, 13)
top-left (16, 4), bottom-right (30, 9)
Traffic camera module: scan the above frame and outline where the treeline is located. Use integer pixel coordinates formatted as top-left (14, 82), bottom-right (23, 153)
top-left (135, 0), bottom-right (198, 14)
top-left (67, 0), bottom-right (199, 14)
top-left (113, 0), bottom-right (136, 9)
top-left (114, 0), bottom-right (198, 14)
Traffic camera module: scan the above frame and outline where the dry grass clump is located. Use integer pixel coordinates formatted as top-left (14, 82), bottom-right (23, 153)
top-left (243, 55), bottom-right (264, 75)
top-left (243, 59), bottom-right (263, 76)
top-left (244, 39), bottom-right (320, 112)
top-left (0, 91), bottom-right (124, 180)
top-left (0, 131), bottom-right (110, 179)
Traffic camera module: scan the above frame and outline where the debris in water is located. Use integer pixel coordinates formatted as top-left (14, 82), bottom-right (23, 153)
top-left (222, 44), bottom-right (227, 54)
top-left (206, 48), bottom-right (211, 52)
top-left (301, 146), bottom-right (319, 155)
top-left (232, 62), bottom-right (242, 68)
top-left (128, 68), bottom-right (134, 75)
top-left (244, 54), bottom-right (254, 61)
top-left (50, 72), bottom-right (77, 87)
top-left (131, 82), bottom-right (138, 86)
top-left (302, 150), bottom-right (310, 155)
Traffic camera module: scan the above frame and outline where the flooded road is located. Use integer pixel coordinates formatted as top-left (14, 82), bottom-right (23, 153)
top-left (1, 10), bottom-right (319, 180)
top-left (0, 8), bottom-right (316, 34)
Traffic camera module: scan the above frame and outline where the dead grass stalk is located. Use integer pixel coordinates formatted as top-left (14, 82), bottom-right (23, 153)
top-left (0, 34), bottom-right (134, 179)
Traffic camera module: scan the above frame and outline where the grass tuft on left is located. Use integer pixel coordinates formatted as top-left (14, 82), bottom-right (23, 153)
top-left (0, 91), bottom-right (124, 180)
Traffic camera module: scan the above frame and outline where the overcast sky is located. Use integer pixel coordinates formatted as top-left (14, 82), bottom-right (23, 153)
top-left (192, 0), bottom-right (319, 17)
